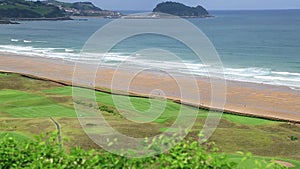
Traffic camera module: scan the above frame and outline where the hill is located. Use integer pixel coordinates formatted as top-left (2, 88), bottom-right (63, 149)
top-left (0, 0), bottom-right (121, 19)
top-left (0, 0), bottom-right (65, 19)
top-left (43, 0), bottom-right (121, 17)
top-left (153, 1), bottom-right (210, 18)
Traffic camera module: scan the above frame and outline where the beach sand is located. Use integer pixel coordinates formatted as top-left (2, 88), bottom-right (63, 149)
top-left (0, 53), bottom-right (299, 123)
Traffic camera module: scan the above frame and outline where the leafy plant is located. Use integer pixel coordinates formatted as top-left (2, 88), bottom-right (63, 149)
top-left (99, 105), bottom-right (114, 114)
top-left (289, 136), bottom-right (298, 141)
top-left (0, 132), bottom-right (287, 169)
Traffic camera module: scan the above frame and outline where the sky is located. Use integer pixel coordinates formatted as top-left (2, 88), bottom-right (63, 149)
top-left (59, 0), bottom-right (300, 11)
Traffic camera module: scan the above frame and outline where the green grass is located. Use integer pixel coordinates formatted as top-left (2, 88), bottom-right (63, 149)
top-left (0, 73), bottom-right (9, 77)
top-left (223, 113), bottom-right (276, 125)
top-left (43, 86), bottom-right (73, 96)
top-left (0, 90), bottom-right (49, 104)
top-left (0, 132), bottom-right (30, 142)
top-left (42, 86), bottom-right (279, 125)
top-left (229, 154), bottom-right (300, 169)
top-left (211, 128), bottom-right (274, 152)
top-left (1, 73), bottom-right (300, 164)
top-left (6, 105), bottom-right (76, 118)
top-left (160, 127), bottom-right (179, 132)
top-left (0, 90), bottom-right (76, 118)
top-left (195, 108), bottom-right (275, 126)
top-left (45, 86), bottom-right (197, 123)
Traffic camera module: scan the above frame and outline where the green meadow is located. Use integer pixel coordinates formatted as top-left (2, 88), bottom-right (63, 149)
top-left (0, 73), bottom-right (299, 168)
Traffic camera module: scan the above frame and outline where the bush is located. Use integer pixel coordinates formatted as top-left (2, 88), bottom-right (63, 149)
top-left (99, 105), bottom-right (114, 114)
top-left (0, 132), bottom-right (286, 169)
top-left (290, 136), bottom-right (298, 141)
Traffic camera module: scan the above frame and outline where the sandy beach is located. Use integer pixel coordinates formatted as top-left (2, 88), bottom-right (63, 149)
top-left (1, 53), bottom-right (299, 123)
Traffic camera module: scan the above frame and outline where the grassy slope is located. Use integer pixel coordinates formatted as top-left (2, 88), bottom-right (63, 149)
top-left (222, 113), bottom-right (276, 125)
top-left (0, 73), bottom-right (299, 167)
top-left (0, 89), bottom-right (76, 118)
top-left (44, 86), bottom-right (274, 125)
top-left (0, 0), bottom-right (62, 16)
top-left (0, 131), bottom-right (30, 141)
top-left (0, 4), bottom-right (53, 15)
top-left (229, 154), bottom-right (300, 169)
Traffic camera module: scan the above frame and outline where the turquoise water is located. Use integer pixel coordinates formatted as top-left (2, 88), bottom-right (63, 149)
top-left (0, 10), bottom-right (299, 89)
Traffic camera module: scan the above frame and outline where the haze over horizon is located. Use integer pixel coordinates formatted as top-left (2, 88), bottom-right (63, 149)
top-left (55, 0), bottom-right (300, 11)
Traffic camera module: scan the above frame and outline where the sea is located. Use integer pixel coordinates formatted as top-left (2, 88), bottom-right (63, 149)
top-left (0, 10), bottom-right (299, 90)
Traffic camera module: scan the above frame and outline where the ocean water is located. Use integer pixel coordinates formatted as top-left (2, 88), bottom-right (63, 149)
top-left (0, 10), bottom-right (299, 89)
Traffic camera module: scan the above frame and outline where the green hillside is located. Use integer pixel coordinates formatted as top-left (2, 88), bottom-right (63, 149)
top-left (0, 0), bottom-right (65, 18)
top-left (0, 0), bottom-right (121, 19)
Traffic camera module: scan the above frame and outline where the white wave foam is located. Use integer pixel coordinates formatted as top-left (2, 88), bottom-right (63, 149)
top-left (254, 75), bottom-right (300, 82)
top-left (271, 71), bottom-right (300, 76)
top-left (11, 39), bottom-right (19, 42)
top-left (23, 40), bottom-right (32, 43)
top-left (1, 44), bottom-right (299, 89)
top-left (224, 67), bottom-right (270, 77)
top-left (85, 55), bottom-right (300, 89)
top-left (35, 41), bottom-right (47, 43)
top-left (65, 49), bottom-right (74, 52)
top-left (290, 87), bottom-right (300, 91)
top-left (0, 45), bottom-right (78, 60)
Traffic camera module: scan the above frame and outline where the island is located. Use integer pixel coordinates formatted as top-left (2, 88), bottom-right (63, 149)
top-left (0, 0), bottom-right (121, 22)
top-left (152, 1), bottom-right (211, 18)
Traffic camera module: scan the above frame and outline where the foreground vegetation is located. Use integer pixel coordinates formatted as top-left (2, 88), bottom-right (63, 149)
top-left (0, 73), bottom-right (299, 168)
top-left (0, 132), bottom-right (287, 169)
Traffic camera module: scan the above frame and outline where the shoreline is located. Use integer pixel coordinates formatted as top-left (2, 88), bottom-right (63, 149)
top-left (0, 46), bottom-right (299, 92)
top-left (6, 17), bottom-right (73, 21)
top-left (0, 53), bottom-right (299, 123)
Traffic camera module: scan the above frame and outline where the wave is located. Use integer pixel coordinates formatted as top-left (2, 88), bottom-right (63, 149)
top-left (23, 40), bottom-right (32, 43)
top-left (35, 41), bottom-right (47, 43)
top-left (290, 87), bottom-right (300, 91)
top-left (271, 71), bottom-right (300, 76)
top-left (0, 44), bottom-right (299, 90)
top-left (10, 39), bottom-right (47, 44)
top-left (223, 68), bottom-right (300, 88)
top-left (11, 39), bottom-right (19, 42)
top-left (0, 45), bottom-right (78, 60)
top-left (224, 67), bottom-right (270, 77)
top-left (65, 49), bottom-right (74, 52)
top-left (254, 75), bottom-right (300, 82)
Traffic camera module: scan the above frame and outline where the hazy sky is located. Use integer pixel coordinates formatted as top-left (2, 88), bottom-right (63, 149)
top-left (59, 0), bottom-right (300, 10)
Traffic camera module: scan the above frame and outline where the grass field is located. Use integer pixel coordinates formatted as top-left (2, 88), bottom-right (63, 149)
top-left (228, 154), bottom-right (300, 168)
top-left (0, 131), bottom-right (30, 142)
top-left (0, 73), bottom-right (8, 77)
top-left (0, 89), bottom-right (76, 118)
top-left (222, 113), bottom-right (276, 125)
top-left (0, 73), bottom-right (299, 168)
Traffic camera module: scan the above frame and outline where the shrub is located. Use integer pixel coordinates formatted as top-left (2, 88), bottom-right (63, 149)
top-left (99, 105), bottom-right (114, 114)
top-left (290, 136), bottom-right (298, 141)
top-left (0, 132), bottom-right (286, 169)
